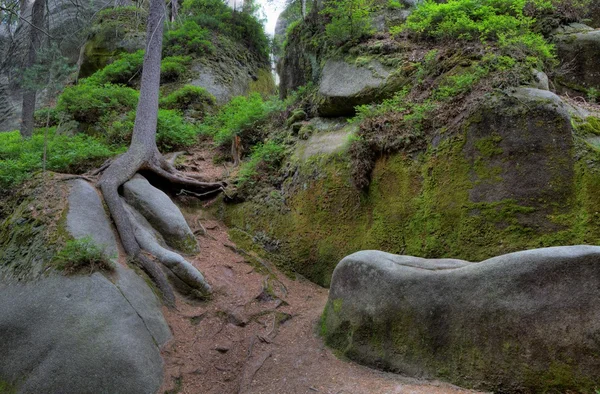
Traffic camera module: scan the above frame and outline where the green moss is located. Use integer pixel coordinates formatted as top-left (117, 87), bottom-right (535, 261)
top-left (0, 380), bottom-right (16, 394)
top-left (249, 68), bottom-right (276, 97)
top-left (579, 116), bottom-right (600, 136)
top-left (332, 298), bottom-right (343, 313)
top-left (170, 234), bottom-right (200, 254)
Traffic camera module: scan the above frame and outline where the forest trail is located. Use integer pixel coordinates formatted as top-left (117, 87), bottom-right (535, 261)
top-left (159, 144), bottom-right (484, 394)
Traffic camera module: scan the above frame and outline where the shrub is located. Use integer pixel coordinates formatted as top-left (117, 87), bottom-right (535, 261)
top-left (56, 83), bottom-right (138, 124)
top-left (237, 141), bottom-right (286, 185)
top-left (160, 55), bottom-right (192, 82)
top-left (164, 20), bottom-right (215, 56)
top-left (106, 109), bottom-right (199, 151)
top-left (53, 237), bottom-right (115, 275)
top-left (0, 129), bottom-right (117, 188)
top-left (85, 50), bottom-right (144, 86)
top-left (160, 85), bottom-right (216, 110)
top-left (96, 6), bottom-right (147, 27)
top-left (84, 52), bottom-right (191, 86)
top-left (200, 93), bottom-right (277, 147)
top-left (399, 0), bottom-right (556, 66)
top-left (321, 0), bottom-right (374, 44)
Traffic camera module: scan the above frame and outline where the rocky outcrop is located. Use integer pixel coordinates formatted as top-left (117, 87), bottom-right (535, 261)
top-left (0, 178), bottom-right (171, 394)
top-left (554, 25), bottom-right (600, 93)
top-left (317, 59), bottom-right (407, 117)
top-left (323, 246), bottom-right (600, 392)
top-left (221, 88), bottom-right (600, 286)
top-left (123, 174), bottom-right (199, 254)
top-left (78, 7), bottom-right (147, 78)
top-left (189, 35), bottom-right (274, 104)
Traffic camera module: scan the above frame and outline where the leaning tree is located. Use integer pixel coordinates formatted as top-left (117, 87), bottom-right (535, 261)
top-left (98, 0), bottom-right (224, 305)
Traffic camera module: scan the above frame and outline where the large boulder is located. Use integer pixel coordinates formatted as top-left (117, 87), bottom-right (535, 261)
top-left (317, 59), bottom-right (407, 117)
top-left (123, 174), bottom-right (199, 254)
top-left (0, 273), bottom-right (167, 394)
top-left (554, 26), bottom-right (600, 93)
top-left (323, 246), bottom-right (600, 393)
top-left (0, 177), bottom-right (171, 394)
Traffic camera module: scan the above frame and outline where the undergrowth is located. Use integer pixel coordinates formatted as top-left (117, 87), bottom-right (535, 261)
top-left (0, 129), bottom-right (117, 188)
top-left (53, 236), bottom-right (115, 275)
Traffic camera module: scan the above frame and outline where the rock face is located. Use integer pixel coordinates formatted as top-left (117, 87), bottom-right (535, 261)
top-left (322, 246), bottom-right (600, 392)
top-left (123, 174), bottom-right (199, 253)
top-left (554, 27), bottom-right (600, 92)
top-left (0, 273), bottom-right (167, 394)
top-left (223, 88), bottom-right (600, 287)
top-left (318, 59), bottom-right (406, 117)
top-left (0, 178), bottom-right (171, 394)
top-left (189, 36), bottom-right (275, 105)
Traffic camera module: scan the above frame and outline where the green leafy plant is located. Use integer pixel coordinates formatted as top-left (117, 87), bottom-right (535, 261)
top-left (200, 93), bottom-right (277, 147)
top-left (399, 0), bottom-right (556, 67)
top-left (160, 55), bottom-right (192, 82)
top-left (56, 83), bottom-right (139, 124)
top-left (53, 237), bottom-right (115, 275)
top-left (321, 0), bottom-right (374, 44)
top-left (164, 20), bottom-right (215, 56)
top-left (434, 66), bottom-right (488, 100)
top-left (587, 87), bottom-right (599, 104)
top-left (85, 51), bottom-right (144, 86)
top-left (106, 109), bottom-right (199, 151)
top-left (237, 141), bottom-right (286, 185)
top-left (0, 129), bottom-right (116, 188)
top-left (159, 85), bottom-right (216, 110)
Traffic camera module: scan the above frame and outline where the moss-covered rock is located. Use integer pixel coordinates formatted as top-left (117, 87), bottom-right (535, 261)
top-left (554, 27), bottom-right (600, 93)
top-left (216, 89), bottom-right (600, 287)
top-left (323, 247), bottom-right (600, 393)
top-left (78, 7), bottom-right (148, 78)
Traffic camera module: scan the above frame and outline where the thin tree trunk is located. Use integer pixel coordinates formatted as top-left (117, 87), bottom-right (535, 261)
top-left (20, 0), bottom-right (44, 138)
top-left (171, 0), bottom-right (178, 22)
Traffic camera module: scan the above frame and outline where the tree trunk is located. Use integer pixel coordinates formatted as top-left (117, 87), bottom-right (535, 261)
top-left (19, 0), bottom-right (44, 138)
top-left (98, 0), bottom-right (223, 306)
top-left (171, 0), bottom-right (178, 22)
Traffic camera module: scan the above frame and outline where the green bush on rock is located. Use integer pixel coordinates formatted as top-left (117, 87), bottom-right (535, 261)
top-left (56, 83), bottom-right (139, 124)
top-left (398, 0), bottom-right (556, 66)
top-left (53, 236), bottom-right (115, 275)
top-left (160, 85), bottom-right (216, 111)
top-left (200, 93), bottom-right (279, 147)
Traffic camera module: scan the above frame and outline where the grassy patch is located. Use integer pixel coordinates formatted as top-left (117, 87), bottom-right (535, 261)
top-left (53, 236), bottom-right (115, 275)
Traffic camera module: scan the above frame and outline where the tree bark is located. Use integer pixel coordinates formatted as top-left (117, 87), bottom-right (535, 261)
top-left (98, 0), bottom-right (223, 306)
top-left (19, 0), bottom-right (44, 138)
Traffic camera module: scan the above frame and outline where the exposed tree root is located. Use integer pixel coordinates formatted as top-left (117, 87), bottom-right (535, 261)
top-left (99, 149), bottom-right (223, 306)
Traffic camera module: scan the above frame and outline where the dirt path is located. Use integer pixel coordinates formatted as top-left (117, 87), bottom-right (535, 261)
top-left (159, 146), bottom-right (483, 394)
